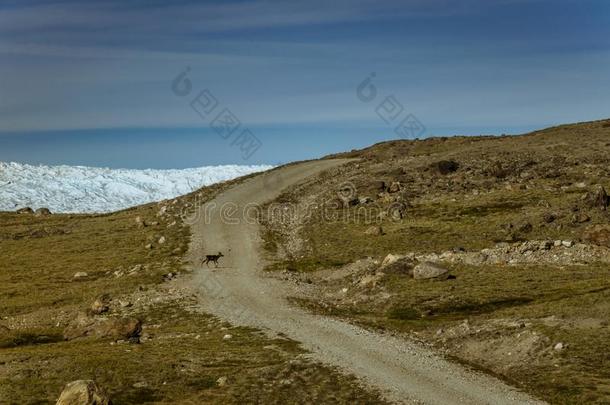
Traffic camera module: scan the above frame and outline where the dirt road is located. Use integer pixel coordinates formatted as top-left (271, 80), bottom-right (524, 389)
top-left (187, 159), bottom-right (545, 404)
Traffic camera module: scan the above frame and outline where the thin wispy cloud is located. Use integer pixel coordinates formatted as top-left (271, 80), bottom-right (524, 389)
top-left (0, 0), bottom-right (608, 167)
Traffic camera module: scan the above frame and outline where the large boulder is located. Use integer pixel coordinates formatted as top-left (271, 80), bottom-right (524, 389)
top-left (16, 207), bottom-right (34, 214)
top-left (413, 262), bottom-right (450, 280)
top-left (56, 380), bottom-right (112, 405)
top-left (64, 313), bottom-right (141, 341)
top-left (583, 225), bottom-right (610, 248)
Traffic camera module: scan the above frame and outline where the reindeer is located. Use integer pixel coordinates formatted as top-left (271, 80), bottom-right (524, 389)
top-left (202, 251), bottom-right (224, 268)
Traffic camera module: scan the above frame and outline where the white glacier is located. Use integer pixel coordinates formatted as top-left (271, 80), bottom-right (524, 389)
top-left (0, 161), bottom-right (273, 213)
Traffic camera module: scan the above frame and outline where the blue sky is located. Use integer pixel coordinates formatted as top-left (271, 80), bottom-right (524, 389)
top-left (0, 0), bottom-right (608, 168)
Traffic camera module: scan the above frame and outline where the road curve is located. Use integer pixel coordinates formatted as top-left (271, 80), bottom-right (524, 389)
top-left (187, 159), bottom-right (545, 405)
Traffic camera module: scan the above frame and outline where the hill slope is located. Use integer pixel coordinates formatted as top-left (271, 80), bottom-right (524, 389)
top-left (260, 118), bottom-right (610, 404)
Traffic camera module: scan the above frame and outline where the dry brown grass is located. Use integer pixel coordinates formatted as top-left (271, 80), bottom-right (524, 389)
top-left (262, 119), bottom-right (610, 404)
top-left (0, 184), bottom-right (385, 403)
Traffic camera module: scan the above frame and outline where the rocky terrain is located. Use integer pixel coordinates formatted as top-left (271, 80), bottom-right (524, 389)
top-left (1, 118), bottom-right (609, 404)
top-left (261, 119), bottom-right (610, 404)
top-left (0, 175), bottom-right (384, 404)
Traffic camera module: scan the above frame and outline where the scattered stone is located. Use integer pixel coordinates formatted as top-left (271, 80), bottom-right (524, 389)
top-left (554, 240), bottom-right (563, 247)
top-left (118, 300), bottom-right (132, 308)
top-left (163, 273), bottom-right (176, 282)
top-left (90, 294), bottom-right (111, 315)
top-left (135, 216), bottom-right (145, 227)
top-left (145, 244), bottom-right (153, 250)
top-left (34, 207), bottom-right (52, 216)
top-left (216, 377), bottom-right (228, 387)
top-left (56, 380), bottom-right (112, 405)
top-left (381, 254), bottom-right (403, 267)
top-left (364, 225), bottom-right (385, 236)
top-left (223, 334), bottom-right (233, 340)
top-left (16, 207), bottom-right (34, 214)
top-left (554, 342), bottom-right (565, 351)
top-left (562, 240), bottom-right (574, 248)
top-left (73, 272), bottom-right (88, 280)
top-left (413, 262), bottom-right (450, 280)
top-left (358, 196), bottom-right (373, 205)
top-left (388, 181), bottom-right (402, 193)
top-left (539, 240), bottom-right (553, 250)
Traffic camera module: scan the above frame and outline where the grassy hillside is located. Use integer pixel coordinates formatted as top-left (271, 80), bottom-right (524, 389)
top-left (0, 180), bottom-right (384, 404)
top-left (261, 119), bottom-right (610, 404)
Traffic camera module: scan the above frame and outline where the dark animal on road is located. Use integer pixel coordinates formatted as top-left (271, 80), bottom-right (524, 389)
top-left (203, 252), bottom-right (224, 267)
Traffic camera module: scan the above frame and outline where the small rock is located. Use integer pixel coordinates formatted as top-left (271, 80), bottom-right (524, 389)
top-left (223, 334), bottom-right (233, 340)
top-left (388, 181), bottom-right (402, 193)
top-left (118, 300), bottom-right (132, 308)
top-left (381, 254), bottom-right (403, 267)
top-left (16, 207), bottom-right (34, 214)
top-left (145, 244), bottom-right (153, 250)
top-left (364, 225), bottom-right (384, 236)
top-left (554, 240), bottom-right (563, 247)
top-left (34, 207), bottom-right (52, 216)
top-left (413, 262), bottom-right (450, 280)
top-left (562, 240), bottom-right (574, 248)
top-left (56, 380), bottom-right (112, 405)
top-left (216, 377), bottom-right (228, 387)
top-left (359, 197), bottom-right (373, 205)
top-left (158, 236), bottom-right (166, 244)
top-left (554, 342), bottom-right (564, 351)
top-left (73, 272), bottom-right (88, 280)
top-left (539, 240), bottom-right (553, 250)
top-left (90, 294), bottom-right (111, 315)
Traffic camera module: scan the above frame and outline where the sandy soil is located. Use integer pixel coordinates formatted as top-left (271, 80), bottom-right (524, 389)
top-left (186, 159), bottom-right (546, 404)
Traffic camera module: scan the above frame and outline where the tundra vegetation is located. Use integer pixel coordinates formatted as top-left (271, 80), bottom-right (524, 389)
top-left (261, 119), bottom-right (610, 404)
